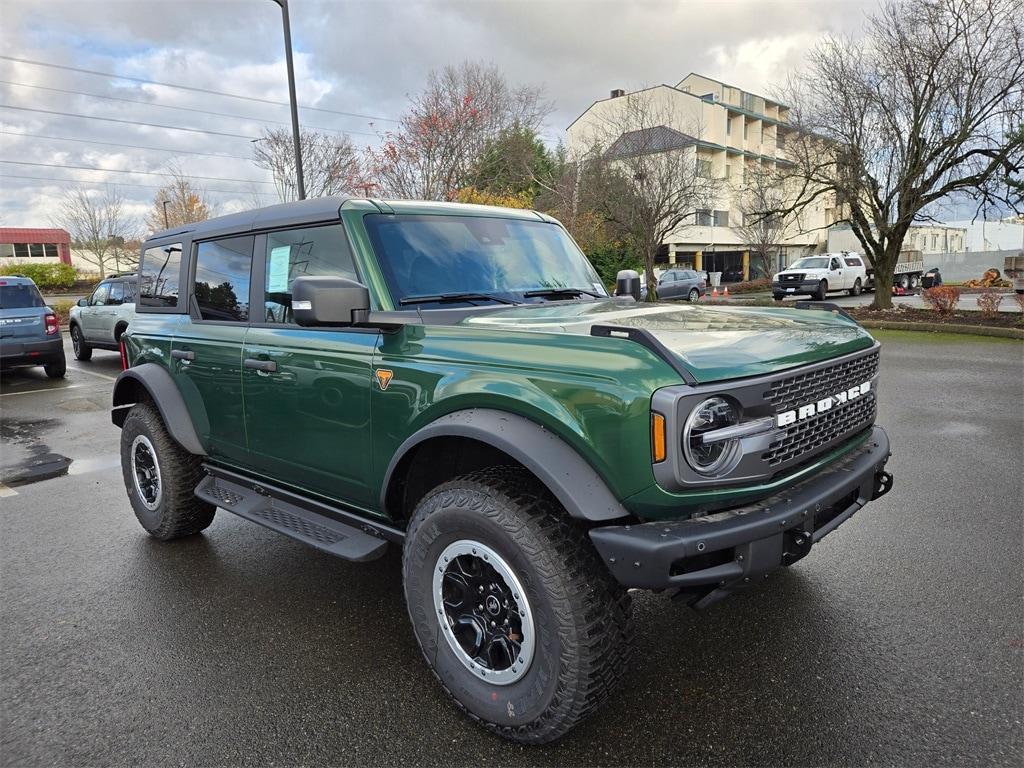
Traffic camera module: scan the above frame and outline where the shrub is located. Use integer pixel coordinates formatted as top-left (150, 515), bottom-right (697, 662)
top-left (0, 262), bottom-right (77, 291)
top-left (48, 299), bottom-right (76, 325)
top-left (922, 285), bottom-right (961, 313)
top-left (976, 290), bottom-right (1003, 315)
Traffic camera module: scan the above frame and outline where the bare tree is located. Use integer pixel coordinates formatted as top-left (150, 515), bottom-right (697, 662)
top-left (253, 127), bottom-right (366, 202)
top-left (366, 61), bottom-right (550, 200)
top-left (780, 0), bottom-right (1024, 308)
top-left (734, 165), bottom-right (791, 279)
top-left (146, 167), bottom-right (215, 233)
top-left (53, 186), bottom-right (137, 278)
top-left (581, 92), bottom-right (719, 299)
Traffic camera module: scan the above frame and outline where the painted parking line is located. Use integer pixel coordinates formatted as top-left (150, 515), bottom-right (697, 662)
top-left (68, 365), bottom-right (119, 383)
top-left (0, 384), bottom-right (82, 397)
top-left (0, 484), bottom-right (17, 498)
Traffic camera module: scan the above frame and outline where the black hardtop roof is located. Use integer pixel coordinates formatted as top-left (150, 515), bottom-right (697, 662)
top-left (145, 196), bottom-right (350, 244)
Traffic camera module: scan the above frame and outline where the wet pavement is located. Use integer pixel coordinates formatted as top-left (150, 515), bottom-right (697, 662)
top-left (1, 332), bottom-right (1022, 766)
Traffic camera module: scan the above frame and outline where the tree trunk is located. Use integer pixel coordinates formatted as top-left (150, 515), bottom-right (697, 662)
top-left (869, 241), bottom-right (902, 310)
top-left (644, 246), bottom-right (658, 302)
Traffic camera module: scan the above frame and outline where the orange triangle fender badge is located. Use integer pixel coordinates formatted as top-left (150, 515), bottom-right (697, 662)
top-left (375, 369), bottom-right (394, 391)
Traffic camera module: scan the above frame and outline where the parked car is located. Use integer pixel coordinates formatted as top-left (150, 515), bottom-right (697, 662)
top-left (112, 198), bottom-right (893, 744)
top-left (68, 274), bottom-right (138, 360)
top-left (773, 252), bottom-right (867, 301)
top-left (0, 275), bottom-right (66, 378)
top-left (656, 268), bottom-right (706, 301)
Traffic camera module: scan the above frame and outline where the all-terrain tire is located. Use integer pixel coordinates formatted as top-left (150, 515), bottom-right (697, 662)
top-left (120, 402), bottom-right (215, 540)
top-left (848, 278), bottom-right (862, 297)
top-left (403, 466), bottom-right (635, 744)
top-left (815, 280), bottom-right (828, 301)
top-left (70, 324), bottom-right (92, 361)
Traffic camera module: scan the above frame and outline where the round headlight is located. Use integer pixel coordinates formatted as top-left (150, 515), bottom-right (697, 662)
top-left (683, 396), bottom-right (741, 476)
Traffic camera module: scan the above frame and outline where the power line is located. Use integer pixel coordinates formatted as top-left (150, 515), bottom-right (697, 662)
top-left (0, 159), bottom-right (275, 185)
top-left (0, 104), bottom-right (255, 139)
top-left (0, 172), bottom-right (273, 197)
top-left (0, 80), bottom-right (378, 138)
top-left (0, 55), bottom-right (399, 123)
top-left (0, 130), bottom-right (252, 161)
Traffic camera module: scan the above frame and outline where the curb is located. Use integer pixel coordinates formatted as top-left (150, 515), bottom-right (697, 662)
top-left (859, 320), bottom-right (1024, 339)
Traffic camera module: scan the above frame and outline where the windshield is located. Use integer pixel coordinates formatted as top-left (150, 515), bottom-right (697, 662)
top-left (0, 283), bottom-right (46, 309)
top-left (364, 214), bottom-right (608, 308)
top-left (789, 257), bottom-right (830, 270)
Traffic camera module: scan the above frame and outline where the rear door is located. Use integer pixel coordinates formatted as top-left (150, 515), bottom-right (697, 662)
top-left (658, 271), bottom-right (680, 299)
top-left (169, 235), bottom-right (254, 464)
top-left (242, 223), bottom-right (378, 505)
top-left (97, 281), bottom-right (125, 343)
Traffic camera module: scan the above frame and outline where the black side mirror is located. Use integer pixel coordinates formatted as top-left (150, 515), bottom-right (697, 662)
top-left (291, 276), bottom-right (370, 327)
top-left (77, 298), bottom-right (89, 307)
top-left (615, 269), bottom-right (641, 301)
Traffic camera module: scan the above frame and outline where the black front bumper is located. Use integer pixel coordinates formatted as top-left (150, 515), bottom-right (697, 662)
top-left (590, 426), bottom-right (892, 606)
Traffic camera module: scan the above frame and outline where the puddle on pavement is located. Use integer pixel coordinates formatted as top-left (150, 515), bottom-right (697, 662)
top-left (0, 416), bottom-right (73, 488)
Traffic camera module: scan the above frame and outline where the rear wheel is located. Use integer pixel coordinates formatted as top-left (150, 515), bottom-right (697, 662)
top-left (897, 274), bottom-right (910, 291)
top-left (120, 402), bottom-right (215, 540)
top-left (909, 274), bottom-right (920, 290)
top-left (688, 288), bottom-right (700, 302)
top-left (70, 325), bottom-right (92, 361)
top-left (403, 467), bottom-right (634, 744)
top-left (44, 352), bottom-right (66, 379)
top-left (815, 280), bottom-right (828, 301)
top-left (848, 278), bottom-right (862, 296)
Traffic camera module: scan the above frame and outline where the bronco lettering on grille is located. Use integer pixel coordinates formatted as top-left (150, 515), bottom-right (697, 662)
top-left (775, 381), bottom-right (872, 427)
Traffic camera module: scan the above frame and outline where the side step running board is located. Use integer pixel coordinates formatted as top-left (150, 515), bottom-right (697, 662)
top-left (195, 473), bottom-right (390, 562)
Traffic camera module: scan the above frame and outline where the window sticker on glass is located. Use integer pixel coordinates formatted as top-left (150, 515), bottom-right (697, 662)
top-left (268, 245), bottom-right (292, 293)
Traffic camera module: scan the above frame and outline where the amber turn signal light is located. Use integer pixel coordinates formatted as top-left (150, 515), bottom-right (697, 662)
top-left (651, 412), bottom-right (667, 463)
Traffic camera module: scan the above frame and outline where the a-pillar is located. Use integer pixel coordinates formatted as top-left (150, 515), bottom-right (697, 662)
top-left (742, 250), bottom-right (750, 281)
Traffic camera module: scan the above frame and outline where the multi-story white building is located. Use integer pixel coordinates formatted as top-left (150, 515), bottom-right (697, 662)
top-left (567, 73), bottom-right (834, 280)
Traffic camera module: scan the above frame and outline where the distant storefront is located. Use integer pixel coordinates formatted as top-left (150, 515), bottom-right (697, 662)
top-left (0, 228), bottom-right (73, 266)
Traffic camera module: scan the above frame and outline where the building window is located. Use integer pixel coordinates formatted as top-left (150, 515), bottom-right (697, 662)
top-left (44, 244), bottom-right (58, 258)
top-left (713, 210), bottom-right (730, 227)
top-left (695, 210), bottom-right (713, 226)
top-left (696, 158), bottom-right (712, 178)
top-left (931, 234), bottom-right (938, 250)
top-left (0, 244), bottom-right (14, 258)
top-left (725, 164), bottom-right (731, 178)
top-left (743, 122), bottom-right (748, 140)
top-left (777, 131), bottom-right (786, 149)
top-left (726, 118), bottom-right (731, 136)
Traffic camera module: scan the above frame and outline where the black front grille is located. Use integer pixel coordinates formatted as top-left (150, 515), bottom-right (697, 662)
top-left (761, 349), bottom-right (880, 468)
top-left (763, 392), bottom-right (876, 466)
top-left (780, 273), bottom-right (804, 283)
top-left (764, 350), bottom-right (879, 413)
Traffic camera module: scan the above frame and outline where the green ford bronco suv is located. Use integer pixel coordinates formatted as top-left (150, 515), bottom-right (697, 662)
top-left (112, 198), bottom-right (893, 743)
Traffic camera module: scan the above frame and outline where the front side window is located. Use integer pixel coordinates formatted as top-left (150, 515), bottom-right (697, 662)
top-left (91, 283), bottom-right (110, 306)
top-left (139, 242), bottom-right (183, 308)
top-left (364, 214), bottom-right (607, 309)
top-left (193, 236), bottom-right (253, 321)
top-left (263, 225), bottom-right (357, 324)
top-left (830, 258), bottom-right (842, 270)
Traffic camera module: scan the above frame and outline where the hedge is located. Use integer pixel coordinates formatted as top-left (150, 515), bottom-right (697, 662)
top-left (0, 262), bottom-right (77, 291)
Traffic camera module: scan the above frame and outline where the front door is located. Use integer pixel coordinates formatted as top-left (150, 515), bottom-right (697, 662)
top-left (242, 223), bottom-right (378, 506)
top-left (829, 256), bottom-right (847, 290)
top-left (170, 235), bottom-right (254, 464)
top-left (82, 282), bottom-right (110, 341)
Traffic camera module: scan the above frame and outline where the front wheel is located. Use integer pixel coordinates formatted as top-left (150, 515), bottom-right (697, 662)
top-left (848, 278), bottom-right (862, 296)
top-left (71, 325), bottom-right (92, 361)
top-left (120, 402), bottom-right (215, 540)
top-left (403, 467), bottom-right (634, 744)
top-left (815, 280), bottom-right (828, 301)
top-left (688, 288), bottom-right (700, 302)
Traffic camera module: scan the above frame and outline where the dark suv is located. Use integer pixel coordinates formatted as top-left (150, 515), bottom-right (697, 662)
top-left (112, 198), bottom-right (893, 743)
top-left (0, 276), bottom-right (66, 378)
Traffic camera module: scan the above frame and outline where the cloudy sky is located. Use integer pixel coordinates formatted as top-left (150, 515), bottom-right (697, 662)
top-left (1, 0), bottom-right (878, 232)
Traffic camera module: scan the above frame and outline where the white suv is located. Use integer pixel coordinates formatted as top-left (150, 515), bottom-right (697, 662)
top-left (772, 252), bottom-right (867, 301)
top-left (68, 274), bottom-right (138, 360)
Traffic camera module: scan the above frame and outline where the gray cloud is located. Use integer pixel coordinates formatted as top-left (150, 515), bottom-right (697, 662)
top-left (1, 0), bottom-right (877, 228)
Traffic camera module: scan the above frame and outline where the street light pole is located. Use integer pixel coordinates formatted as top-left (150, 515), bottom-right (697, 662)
top-left (162, 199), bottom-right (170, 229)
top-left (271, 0), bottom-right (305, 200)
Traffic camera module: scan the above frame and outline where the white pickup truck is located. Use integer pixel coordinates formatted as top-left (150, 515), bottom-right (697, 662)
top-left (772, 252), bottom-right (869, 301)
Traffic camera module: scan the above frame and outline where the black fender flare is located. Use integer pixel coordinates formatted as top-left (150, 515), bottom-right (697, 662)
top-left (381, 408), bottom-right (629, 522)
top-left (111, 363), bottom-right (206, 456)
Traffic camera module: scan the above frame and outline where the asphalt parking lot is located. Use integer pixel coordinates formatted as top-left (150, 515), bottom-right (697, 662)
top-left (2, 332), bottom-right (1022, 766)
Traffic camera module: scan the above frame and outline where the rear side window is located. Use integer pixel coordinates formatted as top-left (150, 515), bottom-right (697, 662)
top-left (194, 236), bottom-right (254, 322)
top-left (0, 282), bottom-right (45, 309)
top-left (139, 242), bottom-right (183, 307)
top-left (108, 282), bottom-right (125, 305)
top-left (263, 225), bottom-right (356, 324)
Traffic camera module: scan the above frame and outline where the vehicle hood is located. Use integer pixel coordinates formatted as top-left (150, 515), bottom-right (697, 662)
top-left (776, 268), bottom-right (827, 278)
top-left (458, 299), bottom-right (874, 384)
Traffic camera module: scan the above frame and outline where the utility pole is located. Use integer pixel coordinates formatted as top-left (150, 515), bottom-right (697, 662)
top-left (162, 199), bottom-right (170, 229)
top-left (271, 0), bottom-right (305, 200)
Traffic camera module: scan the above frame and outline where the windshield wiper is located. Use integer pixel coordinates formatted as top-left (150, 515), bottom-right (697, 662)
top-left (522, 287), bottom-right (606, 299)
top-left (399, 291), bottom-right (519, 306)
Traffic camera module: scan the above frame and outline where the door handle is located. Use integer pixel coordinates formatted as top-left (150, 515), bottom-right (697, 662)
top-left (171, 349), bottom-right (195, 361)
top-left (244, 358), bottom-right (277, 373)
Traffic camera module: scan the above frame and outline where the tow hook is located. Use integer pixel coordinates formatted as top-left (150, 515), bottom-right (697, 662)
top-left (873, 470), bottom-right (893, 500)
